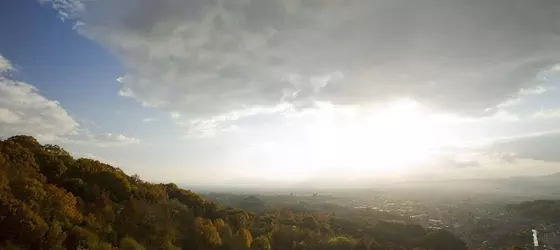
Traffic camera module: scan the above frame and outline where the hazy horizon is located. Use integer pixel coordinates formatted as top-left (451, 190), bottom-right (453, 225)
top-left (2, 0), bottom-right (560, 185)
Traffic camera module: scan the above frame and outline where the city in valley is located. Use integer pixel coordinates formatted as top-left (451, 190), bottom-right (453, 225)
top-left (200, 174), bottom-right (560, 249)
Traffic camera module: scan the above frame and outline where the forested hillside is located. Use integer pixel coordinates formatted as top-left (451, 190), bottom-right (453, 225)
top-left (0, 135), bottom-right (466, 250)
top-left (507, 200), bottom-right (560, 221)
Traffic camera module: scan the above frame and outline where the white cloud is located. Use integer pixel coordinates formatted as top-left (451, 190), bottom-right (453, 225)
top-left (44, 0), bottom-right (560, 120)
top-left (0, 54), bottom-right (137, 148)
top-left (142, 117), bottom-right (158, 122)
top-left (496, 85), bottom-right (549, 109)
top-left (177, 103), bottom-right (291, 137)
top-left (489, 111), bottom-right (520, 122)
top-left (81, 152), bottom-right (107, 162)
top-left (488, 131), bottom-right (560, 162)
top-left (87, 133), bottom-right (140, 147)
top-left (423, 153), bottom-right (482, 169)
top-left (63, 133), bottom-right (140, 147)
top-left (39, 0), bottom-right (85, 20)
top-left (430, 109), bottom-right (520, 125)
top-left (519, 85), bottom-right (548, 95)
top-left (0, 55), bottom-right (14, 73)
top-left (532, 108), bottom-right (560, 119)
top-left (467, 130), bottom-right (560, 163)
top-left (76, 152), bottom-right (120, 167)
top-left (0, 55), bottom-right (79, 141)
top-left (0, 108), bottom-right (21, 124)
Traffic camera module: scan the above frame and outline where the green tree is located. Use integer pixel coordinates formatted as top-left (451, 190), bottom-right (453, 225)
top-left (233, 228), bottom-right (253, 249)
top-left (35, 151), bottom-right (67, 180)
top-left (326, 236), bottom-right (354, 250)
top-left (42, 184), bottom-right (82, 223)
top-left (119, 236), bottom-right (146, 250)
top-left (251, 235), bottom-right (271, 250)
top-left (42, 221), bottom-right (67, 249)
top-left (64, 226), bottom-right (109, 250)
top-left (10, 177), bottom-right (46, 211)
top-left (0, 198), bottom-right (48, 246)
top-left (193, 217), bottom-right (222, 249)
top-left (419, 230), bottom-right (467, 250)
top-left (91, 171), bottom-right (132, 201)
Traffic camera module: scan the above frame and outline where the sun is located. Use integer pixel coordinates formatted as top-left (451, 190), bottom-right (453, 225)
top-left (312, 100), bottom-right (450, 175)
top-left (236, 100), bottom-right (453, 182)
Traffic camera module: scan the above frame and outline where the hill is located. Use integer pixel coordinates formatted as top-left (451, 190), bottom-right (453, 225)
top-left (386, 173), bottom-right (560, 200)
top-left (507, 199), bottom-right (560, 222)
top-left (0, 135), bottom-right (466, 249)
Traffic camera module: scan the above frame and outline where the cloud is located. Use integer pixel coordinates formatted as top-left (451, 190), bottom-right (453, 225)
top-left (39, 0), bottom-right (85, 20)
top-left (486, 130), bottom-right (560, 162)
top-left (77, 152), bottom-right (120, 167)
top-left (496, 85), bottom-right (549, 109)
top-left (0, 54), bottom-right (136, 147)
top-left (44, 0), bottom-right (560, 120)
top-left (142, 117), bottom-right (158, 122)
top-left (62, 133), bottom-right (140, 147)
top-left (177, 103), bottom-right (291, 137)
top-left (0, 55), bottom-right (14, 73)
top-left (491, 152), bottom-right (517, 165)
top-left (81, 152), bottom-right (107, 162)
top-left (519, 85), bottom-right (548, 96)
top-left (434, 130), bottom-right (560, 165)
top-left (83, 133), bottom-right (140, 147)
top-left (422, 152), bottom-right (482, 169)
top-left (0, 54), bottom-right (79, 141)
top-left (532, 108), bottom-right (560, 119)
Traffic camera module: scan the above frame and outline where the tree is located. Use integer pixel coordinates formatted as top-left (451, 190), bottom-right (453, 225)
top-left (231, 212), bottom-right (251, 230)
top-left (0, 198), bottom-right (48, 246)
top-left (193, 217), bottom-right (222, 249)
top-left (91, 171), bottom-right (132, 201)
top-left (42, 184), bottom-right (82, 223)
top-left (35, 151), bottom-right (67, 180)
top-left (6, 136), bottom-right (40, 151)
top-left (326, 236), bottom-right (354, 250)
top-left (419, 230), bottom-right (467, 250)
top-left (302, 216), bottom-right (320, 230)
top-left (119, 236), bottom-right (146, 250)
top-left (0, 173), bottom-right (8, 191)
top-left (251, 235), bottom-right (271, 250)
top-left (42, 144), bottom-right (70, 157)
top-left (64, 226), bottom-right (113, 250)
top-left (10, 177), bottom-right (46, 211)
top-left (42, 221), bottom-right (67, 249)
top-left (0, 241), bottom-right (23, 250)
top-left (233, 228), bottom-right (253, 249)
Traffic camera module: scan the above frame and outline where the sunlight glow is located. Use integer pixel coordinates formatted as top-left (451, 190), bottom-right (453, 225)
top-left (311, 100), bottom-right (450, 175)
top-left (234, 100), bottom-right (455, 181)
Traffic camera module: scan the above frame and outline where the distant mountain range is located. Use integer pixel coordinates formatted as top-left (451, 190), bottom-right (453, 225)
top-left (186, 172), bottom-right (560, 199)
top-left (388, 172), bottom-right (560, 198)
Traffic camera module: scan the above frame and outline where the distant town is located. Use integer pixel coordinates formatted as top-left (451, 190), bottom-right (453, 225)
top-left (201, 179), bottom-right (560, 249)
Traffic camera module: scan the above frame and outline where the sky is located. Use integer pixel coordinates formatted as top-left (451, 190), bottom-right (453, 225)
top-left (1, 0), bottom-right (560, 186)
